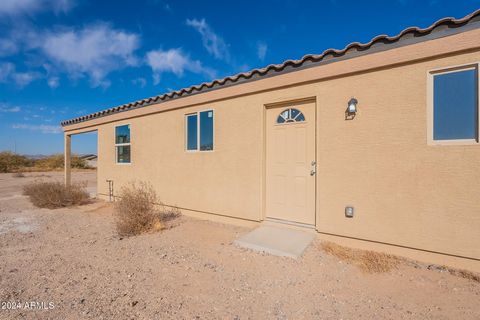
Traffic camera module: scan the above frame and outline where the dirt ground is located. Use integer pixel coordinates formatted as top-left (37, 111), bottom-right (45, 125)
top-left (0, 171), bottom-right (479, 319)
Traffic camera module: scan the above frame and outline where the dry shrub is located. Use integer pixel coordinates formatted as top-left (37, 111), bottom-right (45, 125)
top-left (0, 152), bottom-right (32, 173)
top-left (114, 182), bottom-right (180, 237)
top-left (35, 154), bottom-right (91, 170)
top-left (360, 250), bottom-right (400, 273)
top-left (12, 172), bottom-right (25, 178)
top-left (23, 181), bottom-right (90, 209)
top-left (321, 241), bottom-right (400, 273)
top-left (437, 266), bottom-right (480, 283)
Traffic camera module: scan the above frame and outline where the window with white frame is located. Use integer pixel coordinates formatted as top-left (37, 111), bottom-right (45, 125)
top-left (115, 124), bottom-right (131, 163)
top-left (186, 110), bottom-right (214, 151)
top-left (431, 65), bottom-right (479, 143)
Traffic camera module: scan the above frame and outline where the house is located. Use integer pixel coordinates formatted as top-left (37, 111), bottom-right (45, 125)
top-left (62, 10), bottom-right (480, 272)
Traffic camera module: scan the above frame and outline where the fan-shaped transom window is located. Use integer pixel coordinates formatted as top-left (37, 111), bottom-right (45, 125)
top-left (276, 108), bottom-right (305, 124)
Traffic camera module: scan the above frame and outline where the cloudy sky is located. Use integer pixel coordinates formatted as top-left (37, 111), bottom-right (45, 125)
top-left (0, 0), bottom-right (479, 154)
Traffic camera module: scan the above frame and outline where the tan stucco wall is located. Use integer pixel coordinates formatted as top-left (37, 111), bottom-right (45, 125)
top-left (97, 99), bottom-right (264, 221)
top-left (314, 52), bottom-right (480, 271)
top-left (69, 34), bottom-right (480, 271)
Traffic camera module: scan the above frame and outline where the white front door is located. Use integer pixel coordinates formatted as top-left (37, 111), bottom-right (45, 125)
top-left (265, 100), bottom-right (316, 225)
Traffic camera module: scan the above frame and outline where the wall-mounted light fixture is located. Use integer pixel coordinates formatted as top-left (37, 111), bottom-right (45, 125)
top-left (348, 98), bottom-right (358, 113)
top-left (345, 97), bottom-right (358, 120)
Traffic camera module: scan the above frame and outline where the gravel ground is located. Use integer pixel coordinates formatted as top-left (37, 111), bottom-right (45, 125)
top-left (0, 171), bottom-right (479, 319)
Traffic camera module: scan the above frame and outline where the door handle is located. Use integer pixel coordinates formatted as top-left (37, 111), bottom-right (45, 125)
top-left (310, 161), bottom-right (316, 176)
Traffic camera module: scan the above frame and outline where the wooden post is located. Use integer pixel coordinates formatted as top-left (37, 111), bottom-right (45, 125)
top-left (64, 134), bottom-right (71, 186)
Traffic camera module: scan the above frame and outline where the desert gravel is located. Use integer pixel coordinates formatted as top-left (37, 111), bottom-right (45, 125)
top-left (0, 171), bottom-right (479, 319)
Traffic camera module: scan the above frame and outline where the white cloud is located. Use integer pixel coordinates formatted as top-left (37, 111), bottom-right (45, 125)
top-left (0, 38), bottom-right (18, 57)
top-left (186, 18), bottom-right (230, 61)
top-left (47, 77), bottom-right (60, 88)
top-left (40, 23), bottom-right (140, 88)
top-left (12, 72), bottom-right (39, 87)
top-left (0, 62), bottom-right (39, 87)
top-left (132, 77), bottom-right (147, 88)
top-left (12, 123), bottom-right (62, 134)
top-left (0, 0), bottom-right (75, 16)
top-left (50, 0), bottom-right (75, 14)
top-left (257, 42), bottom-right (268, 61)
top-left (0, 62), bottom-right (15, 82)
top-left (0, 104), bottom-right (21, 112)
top-left (0, 0), bottom-right (40, 15)
top-left (146, 48), bottom-right (216, 85)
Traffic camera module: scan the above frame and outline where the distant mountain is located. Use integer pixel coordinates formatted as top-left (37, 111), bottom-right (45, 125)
top-left (22, 154), bottom-right (97, 160)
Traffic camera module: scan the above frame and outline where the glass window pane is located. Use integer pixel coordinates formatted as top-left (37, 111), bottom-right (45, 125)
top-left (186, 114), bottom-right (198, 150)
top-left (434, 69), bottom-right (477, 140)
top-left (117, 145), bottom-right (131, 163)
top-left (115, 125), bottom-right (130, 144)
top-left (290, 108), bottom-right (300, 119)
top-left (296, 113), bottom-right (305, 122)
top-left (277, 108), bottom-right (305, 124)
top-left (200, 110), bottom-right (214, 151)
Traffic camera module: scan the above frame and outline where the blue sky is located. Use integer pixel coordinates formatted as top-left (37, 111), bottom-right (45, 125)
top-left (0, 0), bottom-right (479, 155)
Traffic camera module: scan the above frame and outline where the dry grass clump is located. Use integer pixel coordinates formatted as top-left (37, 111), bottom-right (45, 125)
top-left (34, 154), bottom-right (91, 170)
top-left (12, 172), bottom-right (25, 178)
top-left (454, 269), bottom-right (480, 282)
top-left (435, 266), bottom-right (480, 283)
top-left (23, 181), bottom-right (90, 209)
top-left (0, 152), bottom-right (32, 173)
top-left (114, 182), bottom-right (180, 237)
top-left (0, 152), bottom-right (92, 173)
top-left (321, 241), bottom-right (400, 273)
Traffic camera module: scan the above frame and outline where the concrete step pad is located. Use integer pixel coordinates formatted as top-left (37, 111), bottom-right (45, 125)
top-left (234, 225), bottom-right (315, 259)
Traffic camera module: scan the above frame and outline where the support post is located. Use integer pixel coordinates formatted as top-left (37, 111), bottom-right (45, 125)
top-left (64, 134), bottom-right (71, 186)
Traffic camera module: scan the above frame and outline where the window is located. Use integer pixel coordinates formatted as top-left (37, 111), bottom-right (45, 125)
top-left (186, 110), bottom-right (214, 151)
top-left (276, 108), bottom-right (305, 124)
top-left (431, 65), bottom-right (479, 143)
top-left (186, 114), bottom-right (198, 150)
top-left (115, 124), bottom-right (131, 163)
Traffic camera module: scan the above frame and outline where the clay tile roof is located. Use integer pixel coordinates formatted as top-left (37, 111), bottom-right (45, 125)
top-left (61, 9), bottom-right (480, 127)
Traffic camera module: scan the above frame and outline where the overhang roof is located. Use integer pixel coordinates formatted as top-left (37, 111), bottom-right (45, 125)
top-left (61, 9), bottom-right (480, 127)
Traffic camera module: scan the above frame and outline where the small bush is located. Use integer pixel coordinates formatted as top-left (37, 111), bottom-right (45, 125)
top-left (0, 152), bottom-right (32, 173)
top-left (453, 269), bottom-right (480, 282)
top-left (0, 152), bottom-right (92, 173)
top-left (114, 182), bottom-right (180, 237)
top-left (35, 154), bottom-right (91, 170)
top-left (433, 265), bottom-right (480, 283)
top-left (23, 181), bottom-right (90, 209)
top-left (12, 172), bottom-right (25, 178)
top-left (321, 241), bottom-right (400, 273)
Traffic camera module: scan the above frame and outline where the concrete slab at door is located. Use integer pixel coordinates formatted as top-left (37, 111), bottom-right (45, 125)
top-left (234, 225), bottom-right (316, 259)
top-left (265, 100), bottom-right (316, 225)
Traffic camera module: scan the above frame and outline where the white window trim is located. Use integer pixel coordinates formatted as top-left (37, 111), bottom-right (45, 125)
top-left (115, 124), bottom-right (132, 164)
top-left (427, 62), bottom-right (480, 146)
top-left (185, 109), bottom-right (215, 152)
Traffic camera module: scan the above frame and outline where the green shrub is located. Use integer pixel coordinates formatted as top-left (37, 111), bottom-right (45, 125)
top-left (23, 181), bottom-right (90, 208)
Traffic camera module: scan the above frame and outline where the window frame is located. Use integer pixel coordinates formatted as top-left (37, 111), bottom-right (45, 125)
top-left (427, 62), bottom-right (480, 146)
top-left (185, 109), bottom-right (215, 152)
top-left (115, 124), bottom-right (132, 164)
